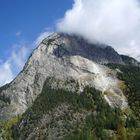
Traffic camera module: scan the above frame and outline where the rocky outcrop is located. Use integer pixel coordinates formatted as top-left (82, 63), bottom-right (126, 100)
top-left (121, 55), bottom-right (140, 67)
top-left (0, 33), bottom-right (132, 121)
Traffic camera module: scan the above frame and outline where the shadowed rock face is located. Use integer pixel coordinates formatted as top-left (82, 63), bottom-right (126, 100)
top-left (0, 32), bottom-right (137, 121)
top-left (49, 33), bottom-right (124, 64)
top-left (121, 55), bottom-right (140, 67)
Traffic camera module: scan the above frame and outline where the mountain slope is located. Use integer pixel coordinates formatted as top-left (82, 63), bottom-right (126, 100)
top-left (13, 65), bottom-right (140, 140)
top-left (0, 33), bottom-right (140, 140)
top-left (13, 84), bottom-right (124, 140)
top-left (0, 32), bottom-right (133, 121)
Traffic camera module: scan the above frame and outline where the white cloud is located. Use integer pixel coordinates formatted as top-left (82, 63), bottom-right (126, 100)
top-left (10, 44), bottom-right (28, 70)
top-left (0, 62), bottom-right (13, 86)
top-left (0, 30), bottom-right (53, 86)
top-left (0, 44), bottom-right (29, 87)
top-left (57, 0), bottom-right (140, 61)
top-left (16, 31), bottom-right (22, 37)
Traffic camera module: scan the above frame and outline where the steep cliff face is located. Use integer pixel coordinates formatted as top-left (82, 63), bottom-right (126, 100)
top-left (0, 33), bottom-right (139, 121)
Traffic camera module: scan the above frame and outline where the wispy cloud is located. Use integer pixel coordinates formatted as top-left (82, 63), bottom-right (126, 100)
top-left (0, 30), bottom-right (53, 86)
top-left (57, 0), bottom-right (140, 61)
top-left (15, 31), bottom-right (22, 37)
top-left (0, 42), bottom-right (29, 86)
top-left (10, 43), bottom-right (29, 74)
top-left (0, 61), bottom-right (13, 86)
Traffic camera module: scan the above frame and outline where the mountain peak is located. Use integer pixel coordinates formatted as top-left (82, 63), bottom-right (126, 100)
top-left (41, 32), bottom-right (124, 64)
top-left (0, 32), bottom-right (137, 121)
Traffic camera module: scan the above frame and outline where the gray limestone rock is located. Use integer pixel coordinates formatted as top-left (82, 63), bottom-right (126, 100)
top-left (0, 33), bottom-right (133, 121)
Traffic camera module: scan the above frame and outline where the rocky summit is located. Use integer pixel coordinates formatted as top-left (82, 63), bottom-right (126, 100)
top-left (0, 33), bottom-right (140, 140)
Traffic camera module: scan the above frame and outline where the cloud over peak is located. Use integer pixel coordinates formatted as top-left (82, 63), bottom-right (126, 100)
top-left (57, 0), bottom-right (140, 61)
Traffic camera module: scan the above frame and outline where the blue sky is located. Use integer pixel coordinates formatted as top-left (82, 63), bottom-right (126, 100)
top-left (0, 0), bottom-right (73, 86)
top-left (0, 0), bottom-right (72, 60)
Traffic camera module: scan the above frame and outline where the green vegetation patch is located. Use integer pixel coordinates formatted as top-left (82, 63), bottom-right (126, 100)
top-left (107, 64), bottom-right (140, 120)
top-left (0, 116), bottom-right (21, 140)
